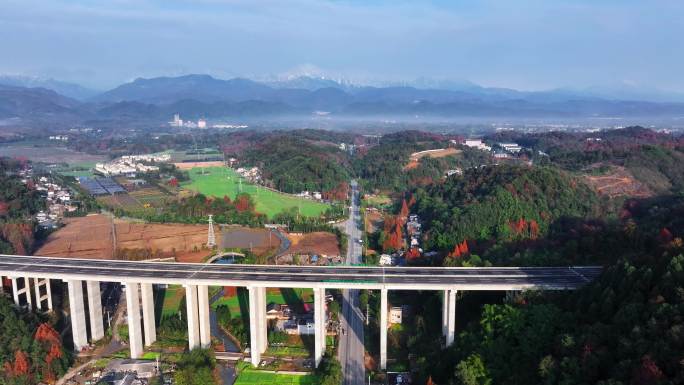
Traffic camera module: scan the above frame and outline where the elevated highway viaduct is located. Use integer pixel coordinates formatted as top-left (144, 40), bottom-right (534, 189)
top-left (0, 255), bottom-right (601, 369)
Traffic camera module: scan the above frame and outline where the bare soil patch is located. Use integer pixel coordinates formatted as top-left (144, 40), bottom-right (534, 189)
top-left (35, 214), bottom-right (212, 262)
top-left (404, 147), bottom-right (461, 170)
top-left (285, 232), bottom-right (340, 257)
top-left (221, 226), bottom-right (280, 256)
top-left (583, 165), bottom-right (653, 198)
top-left (173, 161), bottom-right (225, 170)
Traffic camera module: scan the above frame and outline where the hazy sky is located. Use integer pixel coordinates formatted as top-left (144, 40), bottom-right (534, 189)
top-left (1, 0), bottom-right (682, 91)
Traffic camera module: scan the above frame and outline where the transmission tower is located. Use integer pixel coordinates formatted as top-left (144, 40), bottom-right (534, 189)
top-left (207, 214), bottom-right (216, 248)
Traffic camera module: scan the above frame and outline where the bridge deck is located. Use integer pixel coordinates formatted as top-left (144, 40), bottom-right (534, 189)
top-left (0, 255), bottom-right (602, 290)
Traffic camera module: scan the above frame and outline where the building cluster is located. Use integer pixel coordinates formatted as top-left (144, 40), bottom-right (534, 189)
top-left (457, 138), bottom-right (491, 151)
top-left (270, 296), bottom-right (333, 336)
top-left (48, 135), bottom-right (69, 141)
top-left (169, 113), bottom-right (207, 129)
top-left (406, 214), bottom-right (422, 249)
top-left (296, 190), bottom-right (323, 200)
top-left (457, 138), bottom-right (526, 160)
top-left (235, 166), bottom-right (261, 183)
top-left (95, 154), bottom-right (167, 177)
top-left (212, 124), bottom-right (249, 129)
top-left (379, 213), bottom-right (423, 267)
top-left (338, 143), bottom-right (356, 154)
top-left (32, 175), bottom-right (77, 229)
top-left (445, 168), bottom-right (463, 177)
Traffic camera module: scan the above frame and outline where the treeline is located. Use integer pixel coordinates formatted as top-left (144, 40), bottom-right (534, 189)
top-left (0, 296), bottom-right (71, 384)
top-left (0, 158), bottom-right (45, 255)
top-left (121, 193), bottom-right (267, 227)
top-left (415, 195), bottom-right (684, 385)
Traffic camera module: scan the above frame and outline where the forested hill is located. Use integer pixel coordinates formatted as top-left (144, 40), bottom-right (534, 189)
top-left (419, 195), bottom-right (684, 385)
top-left (491, 127), bottom-right (684, 194)
top-left (413, 165), bottom-right (602, 253)
top-left (352, 131), bottom-right (491, 192)
top-left (241, 135), bottom-right (351, 195)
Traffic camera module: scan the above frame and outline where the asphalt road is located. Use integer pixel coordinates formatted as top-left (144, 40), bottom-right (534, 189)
top-left (339, 180), bottom-right (366, 385)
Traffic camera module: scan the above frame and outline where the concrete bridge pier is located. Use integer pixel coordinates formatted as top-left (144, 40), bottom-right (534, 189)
top-left (198, 285), bottom-right (211, 348)
top-left (248, 286), bottom-right (262, 366)
top-left (86, 281), bottom-right (104, 340)
top-left (65, 279), bottom-right (107, 352)
top-left (380, 288), bottom-right (388, 370)
top-left (11, 277), bottom-right (32, 310)
top-left (67, 280), bottom-right (89, 351)
top-left (184, 284), bottom-right (211, 350)
top-left (444, 289), bottom-right (457, 346)
top-left (314, 287), bottom-right (326, 367)
top-left (185, 284), bottom-right (201, 350)
top-left (257, 287), bottom-right (267, 353)
top-left (33, 278), bottom-right (53, 311)
top-left (141, 283), bottom-right (157, 346)
top-left (125, 282), bottom-right (144, 358)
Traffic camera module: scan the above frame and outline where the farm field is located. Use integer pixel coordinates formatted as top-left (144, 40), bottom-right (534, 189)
top-left (129, 187), bottom-right (171, 207)
top-left (181, 167), bottom-right (330, 218)
top-left (0, 142), bottom-right (106, 164)
top-left (35, 214), bottom-right (212, 262)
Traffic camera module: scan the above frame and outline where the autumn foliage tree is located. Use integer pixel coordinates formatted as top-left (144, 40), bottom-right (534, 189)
top-left (448, 240), bottom-right (469, 259)
top-left (0, 296), bottom-right (71, 384)
top-left (400, 198), bottom-right (409, 219)
top-left (382, 216), bottom-right (404, 252)
top-left (234, 193), bottom-right (254, 213)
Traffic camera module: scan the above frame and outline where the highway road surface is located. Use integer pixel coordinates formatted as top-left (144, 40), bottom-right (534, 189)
top-left (339, 180), bottom-right (366, 385)
top-left (0, 253), bottom-right (601, 290)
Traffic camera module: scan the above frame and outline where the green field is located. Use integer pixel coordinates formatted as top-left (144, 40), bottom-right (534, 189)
top-left (212, 288), bottom-right (312, 316)
top-left (182, 167), bottom-right (330, 218)
top-left (234, 369), bottom-right (318, 385)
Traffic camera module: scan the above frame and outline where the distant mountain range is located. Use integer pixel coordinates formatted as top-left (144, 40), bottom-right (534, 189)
top-left (2, 74), bottom-right (684, 122)
top-left (0, 75), bottom-right (99, 100)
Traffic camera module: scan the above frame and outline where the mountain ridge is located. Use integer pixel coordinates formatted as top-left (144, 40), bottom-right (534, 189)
top-left (3, 74), bottom-right (684, 121)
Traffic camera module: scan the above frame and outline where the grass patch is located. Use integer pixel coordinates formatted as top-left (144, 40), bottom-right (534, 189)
top-left (234, 368), bottom-right (318, 385)
top-left (181, 167), bottom-right (330, 218)
top-left (266, 346), bottom-right (310, 357)
top-left (161, 285), bottom-right (185, 317)
top-left (213, 288), bottom-right (313, 317)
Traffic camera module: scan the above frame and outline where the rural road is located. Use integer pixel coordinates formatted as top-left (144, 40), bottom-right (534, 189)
top-left (338, 180), bottom-right (366, 385)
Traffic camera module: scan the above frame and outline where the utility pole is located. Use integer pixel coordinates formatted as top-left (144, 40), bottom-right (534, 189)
top-left (207, 215), bottom-right (216, 248)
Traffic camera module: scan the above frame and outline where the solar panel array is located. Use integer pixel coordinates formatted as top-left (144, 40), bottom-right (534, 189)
top-left (97, 177), bottom-right (125, 194)
top-left (78, 177), bottom-right (125, 195)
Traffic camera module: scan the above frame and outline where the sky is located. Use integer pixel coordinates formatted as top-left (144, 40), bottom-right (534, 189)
top-left (0, 0), bottom-right (682, 91)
